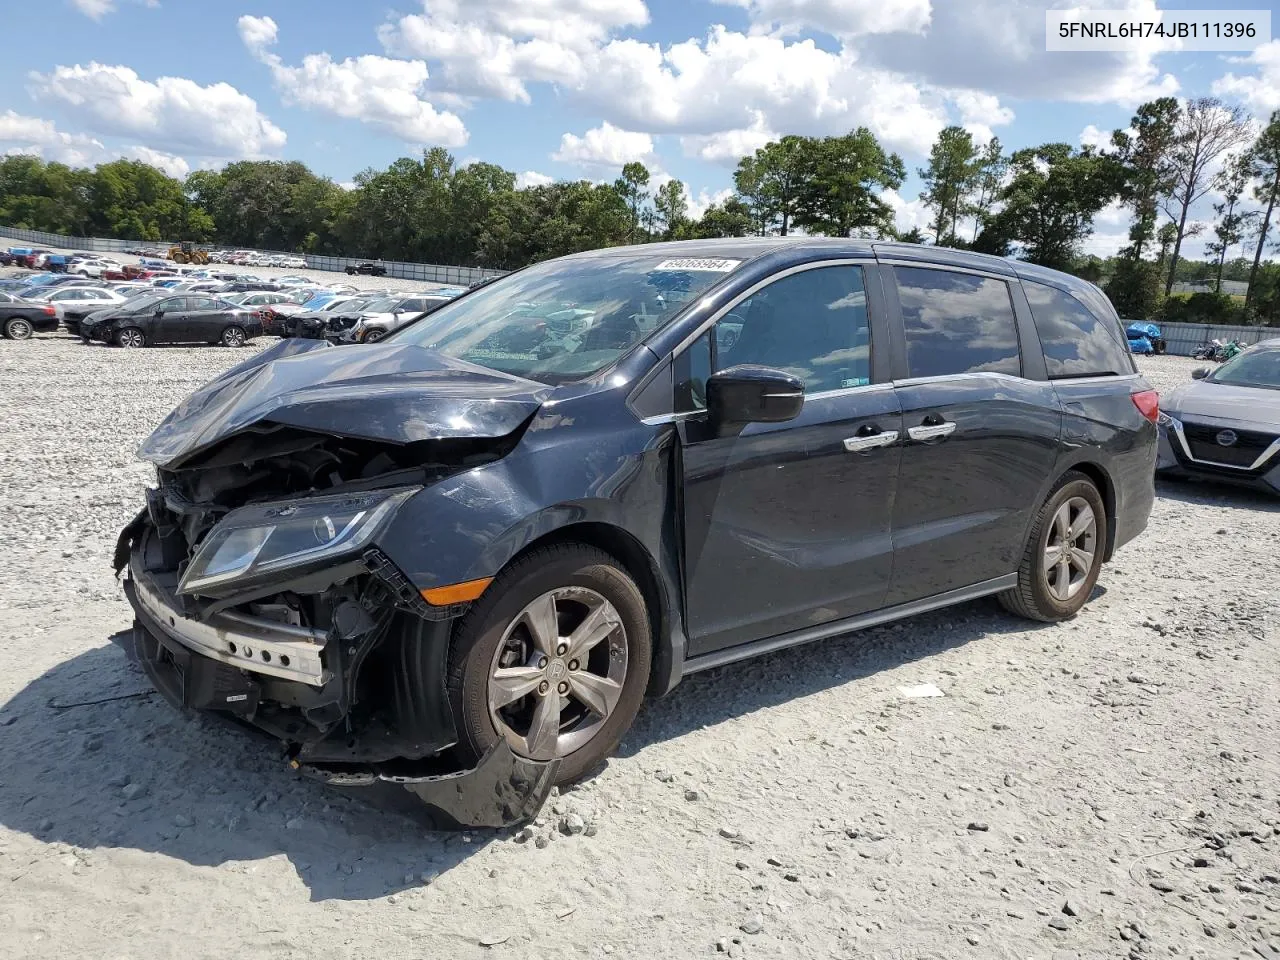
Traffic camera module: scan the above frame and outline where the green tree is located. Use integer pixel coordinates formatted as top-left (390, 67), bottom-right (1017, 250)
top-left (794, 129), bottom-right (905, 238)
top-left (1245, 110), bottom-right (1280, 306)
top-left (614, 162), bottom-right (651, 241)
top-left (653, 178), bottom-right (688, 239)
top-left (685, 197), bottom-right (755, 238)
top-left (1205, 153), bottom-right (1258, 292)
top-left (966, 138), bottom-right (1006, 242)
top-left (1161, 97), bottom-right (1252, 293)
top-left (733, 136), bottom-right (811, 235)
top-left (918, 125), bottom-right (979, 246)
top-left (1112, 97), bottom-right (1180, 261)
top-left (985, 143), bottom-right (1122, 271)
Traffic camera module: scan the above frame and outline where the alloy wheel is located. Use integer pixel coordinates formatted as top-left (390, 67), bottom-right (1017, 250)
top-left (487, 587), bottom-right (628, 762)
top-left (222, 326), bottom-right (246, 347)
top-left (6, 318), bottom-right (33, 340)
top-left (118, 328), bottom-right (144, 348)
top-left (1043, 496), bottom-right (1097, 602)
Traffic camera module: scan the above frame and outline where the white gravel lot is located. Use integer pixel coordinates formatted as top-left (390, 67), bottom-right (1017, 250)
top-left (0, 337), bottom-right (1276, 960)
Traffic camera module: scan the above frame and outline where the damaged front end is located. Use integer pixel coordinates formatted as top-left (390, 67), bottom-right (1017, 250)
top-left (114, 340), bottom-right (558, 827)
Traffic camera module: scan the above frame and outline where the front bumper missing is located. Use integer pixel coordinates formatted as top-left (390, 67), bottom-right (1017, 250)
top-left (120, 533), bottom-right (560, 828)
top-left (128, 571), bottom-right (329, 686)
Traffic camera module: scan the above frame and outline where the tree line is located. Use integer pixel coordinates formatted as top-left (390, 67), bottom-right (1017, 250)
top-left (1, 102), bottom-right (1278, 323)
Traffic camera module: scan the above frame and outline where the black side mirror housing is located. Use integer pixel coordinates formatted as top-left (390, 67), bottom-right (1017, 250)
top-left (707, 365), bottom-right (805, 427)
top-left (1191, 366), bottom-right (1211, 380)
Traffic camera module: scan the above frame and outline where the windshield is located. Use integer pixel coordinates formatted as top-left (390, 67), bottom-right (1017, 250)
top-left (388, 253), bottom-right (741, 382)
top-left (1210, 347), bottom-right (1280, 390)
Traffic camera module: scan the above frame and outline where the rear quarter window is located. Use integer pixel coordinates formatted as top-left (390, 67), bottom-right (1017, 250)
top-left (1022, 280), bottom-right (1134, 378)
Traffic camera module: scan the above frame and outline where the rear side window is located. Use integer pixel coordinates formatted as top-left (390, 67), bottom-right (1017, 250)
top-left (1022, 280), bottom-right (1134, 378)
top-left (895, 267), bottom-right (1020, 378)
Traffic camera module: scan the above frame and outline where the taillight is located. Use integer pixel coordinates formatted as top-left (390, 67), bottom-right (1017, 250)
top-left (1131, 389), bottom-right (1159, 423)
top-left (43, 305), bottom-right (56, 315)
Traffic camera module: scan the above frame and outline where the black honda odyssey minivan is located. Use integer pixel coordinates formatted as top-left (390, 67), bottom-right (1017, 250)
top-left (117, 238), bottom-right (1157, 825)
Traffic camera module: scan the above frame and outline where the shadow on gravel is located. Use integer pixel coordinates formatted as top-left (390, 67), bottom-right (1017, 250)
top-left (0, 640), bottom-right (480, 903)
top-left (0, 598), bottom-right (1054, 900)
top-left (1155, 477), bottom-right (1280, 512)
top-left (619, 596), bottom-right (1051, 760)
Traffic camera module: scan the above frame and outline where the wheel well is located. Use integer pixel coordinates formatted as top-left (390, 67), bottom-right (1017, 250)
top-left (1065, 461), bottom-right (1118, 562)
top-left (504, 523), bottom-right (668, 684)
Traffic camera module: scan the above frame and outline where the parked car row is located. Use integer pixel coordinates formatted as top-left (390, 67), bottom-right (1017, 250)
top-left (0, 261), bottom-right (464, 348)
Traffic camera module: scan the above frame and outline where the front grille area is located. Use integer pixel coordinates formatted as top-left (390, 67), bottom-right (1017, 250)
top-left (1181, 421), bottom-right (1277, 469)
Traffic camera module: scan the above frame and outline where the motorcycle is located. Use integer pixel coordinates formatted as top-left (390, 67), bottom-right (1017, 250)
top-left (1192, 338), bottom-right (1246, 362)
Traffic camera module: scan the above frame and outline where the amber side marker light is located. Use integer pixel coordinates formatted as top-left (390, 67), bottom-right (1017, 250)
top-left (422, 577), bottom-right (494, 605)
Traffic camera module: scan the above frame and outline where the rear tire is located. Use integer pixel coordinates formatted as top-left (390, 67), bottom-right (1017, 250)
top-left (221, 325), bottom-right (247, 347)
top-left (999, 471), bottom-right (1107, 623)
top-left (447, 544), bottom-right (651, 786)
top-left (4, 317), bottom-right (33, 340)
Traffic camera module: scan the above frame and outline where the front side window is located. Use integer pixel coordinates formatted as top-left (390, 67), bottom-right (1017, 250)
top-left (895, 266), bottom-right (1021, 378)
top-left (390, 253), bottom-right (743, 384)
top-left (1023, 280), bottom-right (1132, 378)
top-left (676, 264), bottom-right (871, 410)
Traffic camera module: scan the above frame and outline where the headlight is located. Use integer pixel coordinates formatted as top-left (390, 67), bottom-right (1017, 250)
top-left (179, 486), bottom-right (419, 595)
top-left (1157, 411), bottom-right (1179, 429)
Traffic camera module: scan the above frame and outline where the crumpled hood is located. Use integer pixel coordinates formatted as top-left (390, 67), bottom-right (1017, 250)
top-left (1164, 380), bottom-right (1280, 427)
top-left (138, 337), bottom-right (552, 467)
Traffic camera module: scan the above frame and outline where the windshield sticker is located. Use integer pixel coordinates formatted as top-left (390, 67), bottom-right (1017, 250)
top-left (652, 258), bottom-right (742, 272)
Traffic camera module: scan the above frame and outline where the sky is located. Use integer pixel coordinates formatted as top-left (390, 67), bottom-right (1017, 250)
top-left (2, 0), bottom-right (1279, 263)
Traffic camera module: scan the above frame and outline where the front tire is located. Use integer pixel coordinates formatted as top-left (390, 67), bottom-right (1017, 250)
top-left (447, 544), bottom-right (651, 785)
top-left (362, 328), bottom-right (385, 343)
top-left (116, 326), bottom-right (145, 348)
top-left (999, 471), bottom-right (1106, 622)
top-left (4, 317), bottom-right (33, 340)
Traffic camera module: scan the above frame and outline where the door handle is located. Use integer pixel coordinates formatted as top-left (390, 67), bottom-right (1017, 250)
top-left (843, 430), bottom-right (898, 452)
top-left (907, 421), bottom-right (957, 441)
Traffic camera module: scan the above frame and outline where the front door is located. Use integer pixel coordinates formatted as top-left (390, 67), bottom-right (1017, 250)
top-left (149, 297), bottom-right (191, 343)
top-left (677, 262), bottom-right (903, 655)
top-left (883, 264), bottom-right (1062, 605)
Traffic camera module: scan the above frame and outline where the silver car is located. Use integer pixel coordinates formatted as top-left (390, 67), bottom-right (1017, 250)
top-left (1157, 339), bottom-right (1280, 494)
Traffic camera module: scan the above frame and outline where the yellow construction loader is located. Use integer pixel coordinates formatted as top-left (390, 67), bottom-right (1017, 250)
top-left (168, 241), bottom-right (210, 265)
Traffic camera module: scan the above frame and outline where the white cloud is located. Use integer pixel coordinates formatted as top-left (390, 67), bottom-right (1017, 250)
top-left (686, 186), bottom-right (734, 220)
top-left (880, 187), bottom-right (932, 236)
top-left (711, 0), bottom-right (931, 37)
top-left (121, 145), bottom-right (189, 178)
top-left (680, 112), bottom-right (777, 165)
top-left (1213, 40), bottom-right (1280, 117)
top-left (69, 0), bottom-right (115, 17)
top-left (380, 0), bottom-right (648, 103)
top-left (68, 0), bottom-right (157, 16)
top-left (0, 110), bottom-right (191, 177)
top-left (552, 122), bottom-right (655, 169)
top-left (29, 62), bottom-right (286, 159)
top-left (857, 0), bottom-right (1178, 108)
top-left (0, 110), bottom-right (106, 168)
top-left (948, 89), bottom-right (1014, 143)
top-left (1079, 124), bottom-right (1109, 151)
top-left (240, 15), bottom-right (467, 147)
top-left (516, 170), bottom-right (554, 188)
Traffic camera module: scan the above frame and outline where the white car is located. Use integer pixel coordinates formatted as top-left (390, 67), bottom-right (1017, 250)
top-left (30, 286), bottom-right (128, 328)
top-left (70, 258), bottom-right (115, 278)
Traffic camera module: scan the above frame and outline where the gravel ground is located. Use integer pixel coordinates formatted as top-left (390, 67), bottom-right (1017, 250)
top-left (0, 343), bottom-right (1276, 960)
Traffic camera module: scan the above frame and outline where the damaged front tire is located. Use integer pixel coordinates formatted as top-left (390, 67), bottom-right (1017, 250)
top-left (448, 544), bottom-right (650, 786)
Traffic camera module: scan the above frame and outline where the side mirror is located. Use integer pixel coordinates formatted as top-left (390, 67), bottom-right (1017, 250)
top-left (707, 365), bottom-right (804, 427)
top-left (1191, 366), bottom-right (1211, 380)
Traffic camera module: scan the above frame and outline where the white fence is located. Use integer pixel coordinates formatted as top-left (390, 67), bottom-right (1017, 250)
top-left (0, 225), bottom-right (508, 287)
top-left (1156, 321), bottom-right (1280, 357)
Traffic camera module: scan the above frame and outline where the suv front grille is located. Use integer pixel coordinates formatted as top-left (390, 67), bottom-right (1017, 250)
top-left (1181, 421), bottom-right (1278, 470)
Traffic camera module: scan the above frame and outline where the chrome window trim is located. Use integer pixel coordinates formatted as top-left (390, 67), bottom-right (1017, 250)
top-left (876, 258), bottom-right (1015, 281)
top-left (891, 370), bottom-right (1034, 388)
top-left (1164, 416), bottom-right (1280, 472)
top-left (1048, 372), bottom-right (1142, 386)
top-left (639, 381), bottom-right (894, 426)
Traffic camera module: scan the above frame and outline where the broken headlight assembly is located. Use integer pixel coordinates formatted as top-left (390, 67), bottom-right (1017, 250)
top-left (178, 486), bottom-right (420, 595)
